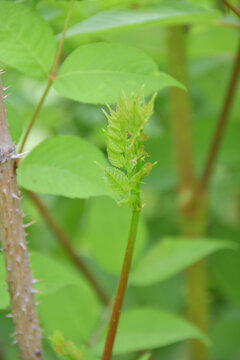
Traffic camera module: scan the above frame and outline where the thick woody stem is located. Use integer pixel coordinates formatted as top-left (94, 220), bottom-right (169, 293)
top-left (0, 76), bottom-right (43, 360)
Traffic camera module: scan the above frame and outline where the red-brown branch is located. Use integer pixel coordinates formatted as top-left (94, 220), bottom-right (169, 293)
top-left (198, 41), bottom-right (240, 195)
top-left (26, 191), bottom-right (109, 306)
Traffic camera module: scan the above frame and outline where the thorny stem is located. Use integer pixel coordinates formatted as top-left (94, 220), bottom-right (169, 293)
top-left (18, 0), bottom-right (76, 158)
top-left (0, 76), bottom-right (43, 359)
top-left (222, 0), bottom-right (240, 17)
top-left (197, 41), bottom-right (240, 196)
top-left (102, 209), bottom-right (140, 360)
top-left (26, 190), bottom-right (109, 306)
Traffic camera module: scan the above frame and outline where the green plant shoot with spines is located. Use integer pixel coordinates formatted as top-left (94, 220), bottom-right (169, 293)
top-left (103, 92), bottom-right (156, 210)
top-left (101, 92), bottom-right (157, 360)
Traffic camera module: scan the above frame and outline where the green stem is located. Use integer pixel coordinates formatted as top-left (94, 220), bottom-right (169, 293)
top-left (18, 79), bottom-right (52, 157)
top-left (18, 0), bottom-right (76, 157)
top-left (167, 26), bottom-right (196, 197)
top-left (102, 209), bottom-right (140, 360)
top-left (181, 202), bottom-right (209, 360)
top-left (167, 26), bottom-right (209, 360)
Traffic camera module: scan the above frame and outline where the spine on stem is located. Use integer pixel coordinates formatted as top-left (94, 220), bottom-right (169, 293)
top-left (0, 75), bottom-right (43, 360)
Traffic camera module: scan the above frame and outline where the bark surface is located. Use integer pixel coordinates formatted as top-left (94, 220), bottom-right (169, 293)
top-left (0, 75), bottom-right (43, 360)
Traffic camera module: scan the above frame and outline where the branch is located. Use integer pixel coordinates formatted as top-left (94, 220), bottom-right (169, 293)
top-left (18, 0), bottom-right (76, 157)
top-left (0, 76), bottom-right (43, 360)
top-left (167, 27), bottom-right (209, 360)
top-left (167, 26), bottom-right (196, 214)
top-left (197, 40), bottom-right (240, 195)
top-left (26, 191), bottom-right (109, 306)
top-left (18, 80), bottom-right (52, 157)
top-left (222, 0), bottom-right (240, 17)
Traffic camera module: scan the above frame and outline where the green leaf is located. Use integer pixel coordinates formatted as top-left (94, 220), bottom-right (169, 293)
top-left (0, 253), bottom-right (101, 343)
top-left (0, 251), bottom-right (97, 309)
top-left (212, 244), bottom-right (240, 305)
top-left (5, 103), bottom-right (22, 145)
top-left (189, 26), bottom-right (239, 58)
top-left (0, 1), bottom-right (56, 77)
top-left (17, 136), bottom-right (113, 199)
top-left (83, 349), bottom-right (99, 360)
top-left (30, 252), bottom-right (85, 296)
top-left (39, 284), bottom-right (101, 345)
top-left (136, 353), bottom-right (151, 360)
top-left (53, 42), bottom-right (183, 104)
top-left (86, 197), bottom-right (147, 274)
top-left (104, 167), bottom-right (129, 194)
top-left (106, 148), bottom-right (125, 168)
top-left (64, 2), bottom-right (219, 38)
top-left (131, 238), bottom-right (236, 286)
top-left (96, 307), bottom-right (210, 355)
top-left (211, 309), bottom-right (240, 360)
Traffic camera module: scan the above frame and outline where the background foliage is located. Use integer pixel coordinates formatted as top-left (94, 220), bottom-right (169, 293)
top-left (0, 0), bottom-right (239, 359)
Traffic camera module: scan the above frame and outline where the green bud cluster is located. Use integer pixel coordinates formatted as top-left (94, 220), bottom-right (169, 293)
top-left (103, 92), bottom-right (156, 209)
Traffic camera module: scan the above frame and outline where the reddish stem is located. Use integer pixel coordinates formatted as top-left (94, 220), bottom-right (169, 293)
top-left (102, 210), bottom-right (140, 360)
top-left (198, 41), bottom-right (240, 195)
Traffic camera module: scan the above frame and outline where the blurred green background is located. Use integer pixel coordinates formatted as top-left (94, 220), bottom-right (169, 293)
top-left (0, 0), bottom-right (240, 359)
